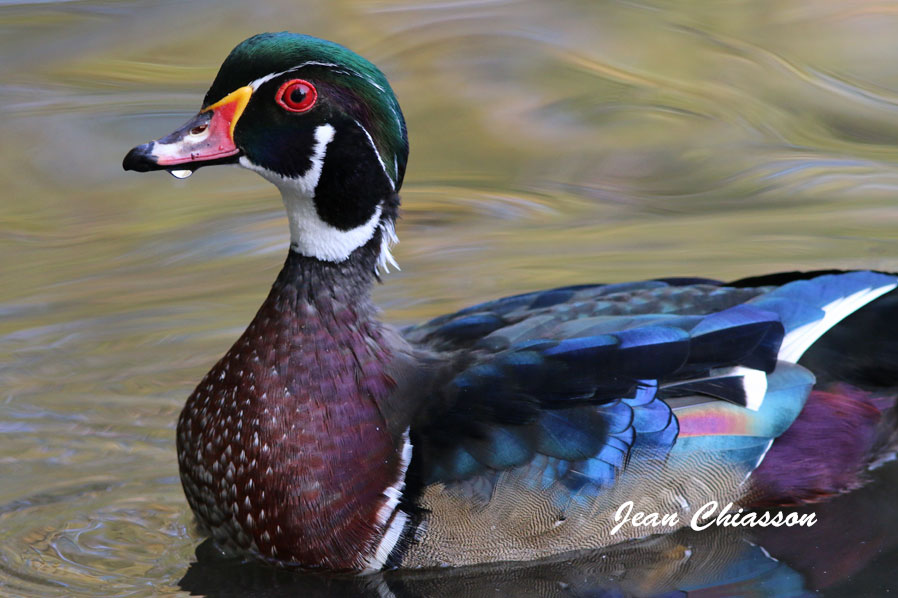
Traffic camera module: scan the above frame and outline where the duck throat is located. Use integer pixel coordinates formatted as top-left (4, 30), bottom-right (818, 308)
top-left (240, 122), bottom-right (399, 268)
top-left (176, 249), bottom-right (409, 570)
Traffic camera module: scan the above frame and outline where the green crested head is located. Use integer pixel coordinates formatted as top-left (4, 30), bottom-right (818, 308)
top-left (124, 32), bottom-right (409, 266)
top-left (206, 32), bottom-right (408, 189)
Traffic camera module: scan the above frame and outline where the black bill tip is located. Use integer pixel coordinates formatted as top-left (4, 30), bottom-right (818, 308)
top-left (123, 143), bottom-right (160, 172)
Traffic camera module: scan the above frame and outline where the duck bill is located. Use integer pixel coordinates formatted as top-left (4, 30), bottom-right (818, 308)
top-left (123, 86), bottom-right (252, 174)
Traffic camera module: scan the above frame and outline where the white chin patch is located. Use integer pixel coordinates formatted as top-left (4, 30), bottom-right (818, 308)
top-left (238, 123), bottom-right (391, 265)
top-left (287, 198), bottom-right (383, 263)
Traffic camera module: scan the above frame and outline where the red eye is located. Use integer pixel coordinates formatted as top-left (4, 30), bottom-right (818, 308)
top-left (275, 79), bottom-right (317, 113)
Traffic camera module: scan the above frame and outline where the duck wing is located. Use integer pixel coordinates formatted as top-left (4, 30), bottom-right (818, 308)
top-left (394, 272), bottom-right (897, 566)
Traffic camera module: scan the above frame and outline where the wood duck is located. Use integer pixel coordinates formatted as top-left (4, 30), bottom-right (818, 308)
top-left (123, 32), bottom-right (898, 572)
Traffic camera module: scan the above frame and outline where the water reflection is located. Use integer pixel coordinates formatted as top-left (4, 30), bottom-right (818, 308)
top-left (180, 532), bottom-right (797, 597)
top-left (176, 463), bottom-right (898, 597)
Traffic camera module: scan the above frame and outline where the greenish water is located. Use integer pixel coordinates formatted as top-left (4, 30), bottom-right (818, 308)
top-left (2, 0), bottom-right (898, 596)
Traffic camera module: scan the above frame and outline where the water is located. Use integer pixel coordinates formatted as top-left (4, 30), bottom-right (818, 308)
top-left (2, 0), bottom-right (898, 596)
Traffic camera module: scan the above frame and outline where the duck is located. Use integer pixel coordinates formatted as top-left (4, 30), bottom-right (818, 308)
top-left (123, 32), bottom-right (898, 572)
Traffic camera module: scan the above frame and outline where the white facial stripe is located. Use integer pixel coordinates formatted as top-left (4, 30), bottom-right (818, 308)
top-left (247, 61), bottom-right (401, 201)
top-left (389, 105), bottom-right (403, 143)
top-left (248, 71), bottom-right (286, 91)
top-left (239, 123), bottom-right (384, 263)
top-left (363, 76), bottom-right (385, 93)
top-left (296, 123), bottom-right (334, 195)
top-left (247, 61), bottom-right (386, 93)
top-left (239, 123), bottom-right (333, 193)
top-left (248, 62), bottom-right (340, 90)
top-left (354, 119), bottom-right (395, 190)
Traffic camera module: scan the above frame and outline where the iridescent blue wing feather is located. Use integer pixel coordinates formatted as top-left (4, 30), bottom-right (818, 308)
top-left (405, 272), bottom-right (898, 503)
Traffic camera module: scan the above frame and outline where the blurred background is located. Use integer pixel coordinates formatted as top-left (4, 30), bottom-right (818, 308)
top-left (3, 0), bottom-right (898, 596)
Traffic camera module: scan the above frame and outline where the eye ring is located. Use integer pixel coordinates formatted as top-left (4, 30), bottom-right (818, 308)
top-left (275, 79), bottom-right (318, 113)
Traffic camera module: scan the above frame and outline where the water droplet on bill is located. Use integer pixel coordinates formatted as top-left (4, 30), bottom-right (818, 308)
top-left (169, 170), bottom-right (193, 179)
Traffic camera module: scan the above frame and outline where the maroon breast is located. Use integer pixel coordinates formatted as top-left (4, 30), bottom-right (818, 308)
top-left (176, 252), bottom-right (404, 570)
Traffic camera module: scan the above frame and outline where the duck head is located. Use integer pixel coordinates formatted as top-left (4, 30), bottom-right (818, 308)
top-left (124, 32), bottom-right (408, 267)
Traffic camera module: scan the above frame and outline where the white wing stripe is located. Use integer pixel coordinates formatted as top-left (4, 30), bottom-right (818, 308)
top-left (779, 283), bottom-right (897, 363)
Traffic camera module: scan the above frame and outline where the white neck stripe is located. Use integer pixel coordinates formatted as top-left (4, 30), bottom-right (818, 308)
top-left (239, 124), bottom-right (385, 263)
